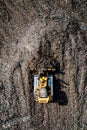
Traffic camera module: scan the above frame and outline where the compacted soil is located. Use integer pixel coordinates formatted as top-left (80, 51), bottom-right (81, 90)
top-left (0, 0), bottom-right (87, 130)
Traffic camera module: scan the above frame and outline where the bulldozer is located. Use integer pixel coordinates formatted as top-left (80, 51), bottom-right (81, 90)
top-left (34, 68), bottom-right (55, 103)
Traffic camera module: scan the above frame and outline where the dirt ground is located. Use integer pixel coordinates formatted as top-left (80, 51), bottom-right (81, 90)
top-left (0, 0), bottom-right (87, 130)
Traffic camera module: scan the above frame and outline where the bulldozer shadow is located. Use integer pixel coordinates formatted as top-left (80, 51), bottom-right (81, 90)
top-left (53, 76), bottom-right (68, 105)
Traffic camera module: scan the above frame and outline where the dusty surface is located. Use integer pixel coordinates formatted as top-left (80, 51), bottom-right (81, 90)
top-left (0, 0), bottom-right (87, 130)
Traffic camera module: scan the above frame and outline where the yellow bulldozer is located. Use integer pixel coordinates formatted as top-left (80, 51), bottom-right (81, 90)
top-left (34, 68), bottom-right (55, 103)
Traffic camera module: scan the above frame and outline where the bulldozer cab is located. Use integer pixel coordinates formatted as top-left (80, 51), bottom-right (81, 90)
top-left (34, 73), bottom-right (53, 103)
